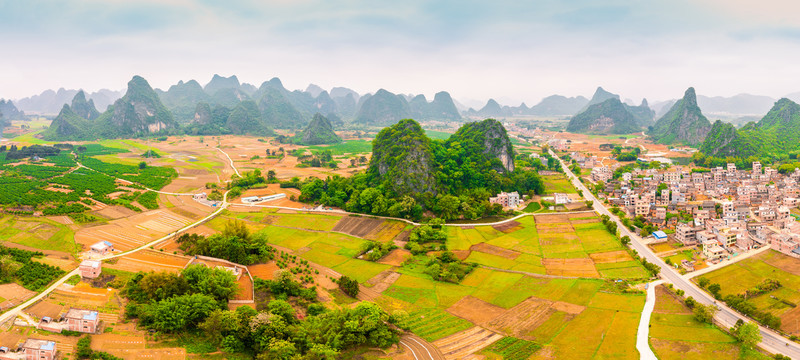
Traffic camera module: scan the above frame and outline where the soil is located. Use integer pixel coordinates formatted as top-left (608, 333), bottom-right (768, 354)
top-left (470, 243), bottom-right (521, 260)
top-left (377, 249), bottom-right (412, 266)
top-left (589, 250), bottom-right (634, 264)
top-left (533, 213), bottom-right (573, 224)
top-left (248, 262), bottom-right (281, 280)
top-left (25, 300), bottom-right (64, 320)
top-left (332, 216), bottom-right (385, 238)
top-left (492, 221), bottom-right (521, 233)
top-left (366, 271), bottom-right (401, 293)
top-left (542, 258), bottom-right (599, 278)
top-left (446, 296), bottom-right (507, 325)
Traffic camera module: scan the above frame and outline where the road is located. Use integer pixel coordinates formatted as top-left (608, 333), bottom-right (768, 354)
top-left (637, 281), bottom-right (662, 360)
top-left (552, 149), bottom-right (800, 358)
top-left (400, 335), bottom-right (445, 360)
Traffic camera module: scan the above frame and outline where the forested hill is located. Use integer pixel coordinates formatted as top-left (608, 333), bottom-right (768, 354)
top-left (567, 98), bottom-right (641, 134)
top-left (300, 118), bottom-right (545, 220)
top-left (699, 98), bottom-right (800, 158)
top-left (297, 113), bottom-right (341, 145)
top-left (648, 87), bottom-right (711, 146)
top-left (43, 76), bottom-right (178, 140)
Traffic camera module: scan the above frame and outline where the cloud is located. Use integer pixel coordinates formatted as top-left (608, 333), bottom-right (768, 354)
top-left (2, 1), bottom-right (800, 105)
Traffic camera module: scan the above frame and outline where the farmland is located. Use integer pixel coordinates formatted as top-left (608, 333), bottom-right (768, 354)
top-left (648, 285), bottom-right (770, 360)
top-left (447, 213), bottom-right (648, 279)
top-left (696, 250), bottom-right (800, 334)
top-left (541, 174), bottom-right (578, 194)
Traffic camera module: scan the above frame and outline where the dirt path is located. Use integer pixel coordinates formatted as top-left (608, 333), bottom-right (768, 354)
top-left (401, 335), bottom-right (446, 360)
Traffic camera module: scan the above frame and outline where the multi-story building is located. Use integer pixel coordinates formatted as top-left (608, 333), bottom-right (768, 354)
top-left (79, 260), bottom-right (101, 279)
top-left (489, 191), bottom-right (521, 208)
top-left (675, 223), bottom-right (698, 245)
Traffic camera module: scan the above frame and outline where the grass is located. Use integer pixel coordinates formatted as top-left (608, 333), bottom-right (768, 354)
top-left (332, 259), bottom-right (389, 283)
top-left (523, 202), bottom-right (542, 212)
top-left (307, 140), bottom-right (373, 155)
top-left (648, 285), bottom-right (772, 360)
top-left (541, 174), bottom-right (577, 194)
top-left (399, 308), bottom-right (473, 342)
top-left (0, 216), bottom-right (76, 253)
top-left (593, 311), bottom-right (640, 359)
top-left (480, 337), bottom-right (541, 360)
top-left (424, 129), bottom-right (453, 140)
top-left (543, 307), bottom-right (615, 359)
top-left (587, 292), bottom-right (645, 312)
top-left (466, 251), bottom-right (515, 269)
top-left (697, 250), bottom-right (800, 332)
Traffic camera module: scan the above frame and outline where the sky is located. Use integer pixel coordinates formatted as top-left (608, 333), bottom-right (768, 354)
top-left (3, 0), bottom-right (800, 107)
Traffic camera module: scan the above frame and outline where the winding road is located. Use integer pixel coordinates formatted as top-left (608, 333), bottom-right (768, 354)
top-left (552, 149), bottom-right (800, 358)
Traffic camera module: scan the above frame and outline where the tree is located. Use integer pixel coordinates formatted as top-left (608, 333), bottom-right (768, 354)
top-left (199, 310), bottom-right (240, 345)
top-left (693, 303), bottom-right (717, 324)
top-left (268, 299), bottom-right (297, 324)
top-left (138, 161), bottom-right (147, 169)
top-left (707, 283), bottom-right (722, 298)
top-left (698, 277), bottom-right (710, 288)
top-left (339, 275), bottom-right (359, 298)
top-left (732, 321), bottom-right (761, 349)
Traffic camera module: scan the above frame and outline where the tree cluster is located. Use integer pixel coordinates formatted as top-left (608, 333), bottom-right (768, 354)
top-left (176, 220), bottom-right (275, 266)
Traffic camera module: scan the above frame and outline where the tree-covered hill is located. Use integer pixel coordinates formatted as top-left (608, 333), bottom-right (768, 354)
top-left (299, 119), bottom-right (544, 220)
top-left (158, 80), bottom-right (210, 122)
top-left (699, 98), bottom-right (800, 158)
top-left (567, 98), bottom-right (641, 134)
top-left (648, 87), bottom-right (711, 146)
top-left (70, 90), bottom-right (100, 121)
top-left (354, 89), bottom-right (412, 126)
top-left (296, 113), bottom-right (341, 145)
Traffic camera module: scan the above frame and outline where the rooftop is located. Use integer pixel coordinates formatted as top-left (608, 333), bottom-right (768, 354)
top-left (65, 308), bottom-right (98, 321)
top-left (21, 339), bottom-right (55, 351)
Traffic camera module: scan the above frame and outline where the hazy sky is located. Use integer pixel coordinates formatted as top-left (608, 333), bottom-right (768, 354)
top-left (3, 0), bottom-right (800, 106)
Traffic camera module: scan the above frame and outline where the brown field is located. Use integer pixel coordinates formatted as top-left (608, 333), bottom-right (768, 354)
top-left (653, 285), bottom-right (692, 315)
top-left (447, 296), bottom-right (507, 325)
top-left (534, 213), bottom-right (572, 224)
top-left (233, 272), bottom-right (254, 301)
top-left (542, 258), bottom-right (599, 277)
top-left (535, 223), bottom-right (575, 233)
top-left (781, 307), bottom-right (800, 334)
top-left (0, 284), bottom-right (36, 310)
top-left (470, 243), bottom-right (520, 260)
top-left (94, 205), bottom-right (138, 220)
top-left (378, 249), bottom-right (412, 266)
top-left (451, 250), bottom-right (471, 261)
top-left (76, 209), bottom-right (194, 252)
top-left (433, 327), bottom-right (503, 360)
top-left (762, 252), bottom-right (800, 276)
top-left (569, 218), bottom-right (600, 225)
top-left (33, 256), bottom-right (77, 271)
top-left (589, 250), bottom-right (634, 264)
top-left (366, 271), bottom-right (402, 293)
top-left (25, 300), bottom-right (65, 320)
top-left (492, 220), bottom-right (521, 233)
top-left (106, 250), bottom-right (190, 273)
top-left (248, 262), bottom-right (280, 280)
top-left (332, 216), bottom-right (385, 238)
top-left (486, 296), bottom-right (583, 341)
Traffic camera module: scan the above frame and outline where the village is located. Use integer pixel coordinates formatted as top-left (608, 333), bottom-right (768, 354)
top-left (574, 151), bottom-right (800, 269)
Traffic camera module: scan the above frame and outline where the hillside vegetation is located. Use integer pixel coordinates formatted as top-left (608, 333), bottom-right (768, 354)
top-left (299, 119), bottom-right (544, 220)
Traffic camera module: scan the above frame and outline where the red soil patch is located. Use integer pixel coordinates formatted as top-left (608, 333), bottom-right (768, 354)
top-left (486, 296), bottom-right (583, 341)
top-left (0, 283), bottom-right (36, 310)
top-left (248, 263), bottom-right (281, 280)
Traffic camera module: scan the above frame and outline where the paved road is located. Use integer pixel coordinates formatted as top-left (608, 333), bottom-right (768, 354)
top-left (400, 335), bottom-right (445, 360)
top-left (637, 281), bottom-right (663, 360)
top-left (552, 150), bottom-right (800, 358)
top-left (217, 147), bottom-right (241, 177)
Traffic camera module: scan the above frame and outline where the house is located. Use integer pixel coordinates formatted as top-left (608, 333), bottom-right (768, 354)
top-left (489, 192), bottom-right (521, 208)
top-left (702, 240), bottom-right (726, 262)
top-left (90, 241), bottom-right (113, 255)
top-left (634, 198), bottom-right (650, 217)
top-left (79, 260), bottom-right (101, 279)
top-left (554, 193), bottom-right (570, 205)
top-left (64, 308), bottom-right (99, 333)
top-left (193, 193), bottom-right (207, 200)
top-left (0, 339), bottom-right (57, 360)
top-left (652, 231), bottom-right (668, 241)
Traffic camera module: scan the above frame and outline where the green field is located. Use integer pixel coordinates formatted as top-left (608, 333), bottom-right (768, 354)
top-left (0, 216), bottom-right (76, 253)
top-left (446, 214), bottom-right (648, 280)
top-left (697, 250), bottom-right (800, 332)
top-left (307, 140), bottom-right (373, 155)
top-left (204, 208), bottom-right (650, 358)
top-left (542, 174), bottom-right (577, 194)
top-left (649, 285), bottom-right (770, 360)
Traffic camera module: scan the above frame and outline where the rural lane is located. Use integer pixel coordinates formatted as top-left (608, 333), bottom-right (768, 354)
top-left (636, 281), bottom-right (663, 360)
top-left (552, 149), bottom-right (800, 359)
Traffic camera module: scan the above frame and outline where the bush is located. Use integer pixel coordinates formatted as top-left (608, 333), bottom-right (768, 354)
top-left (338, 276), bottom-right (359, 298)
